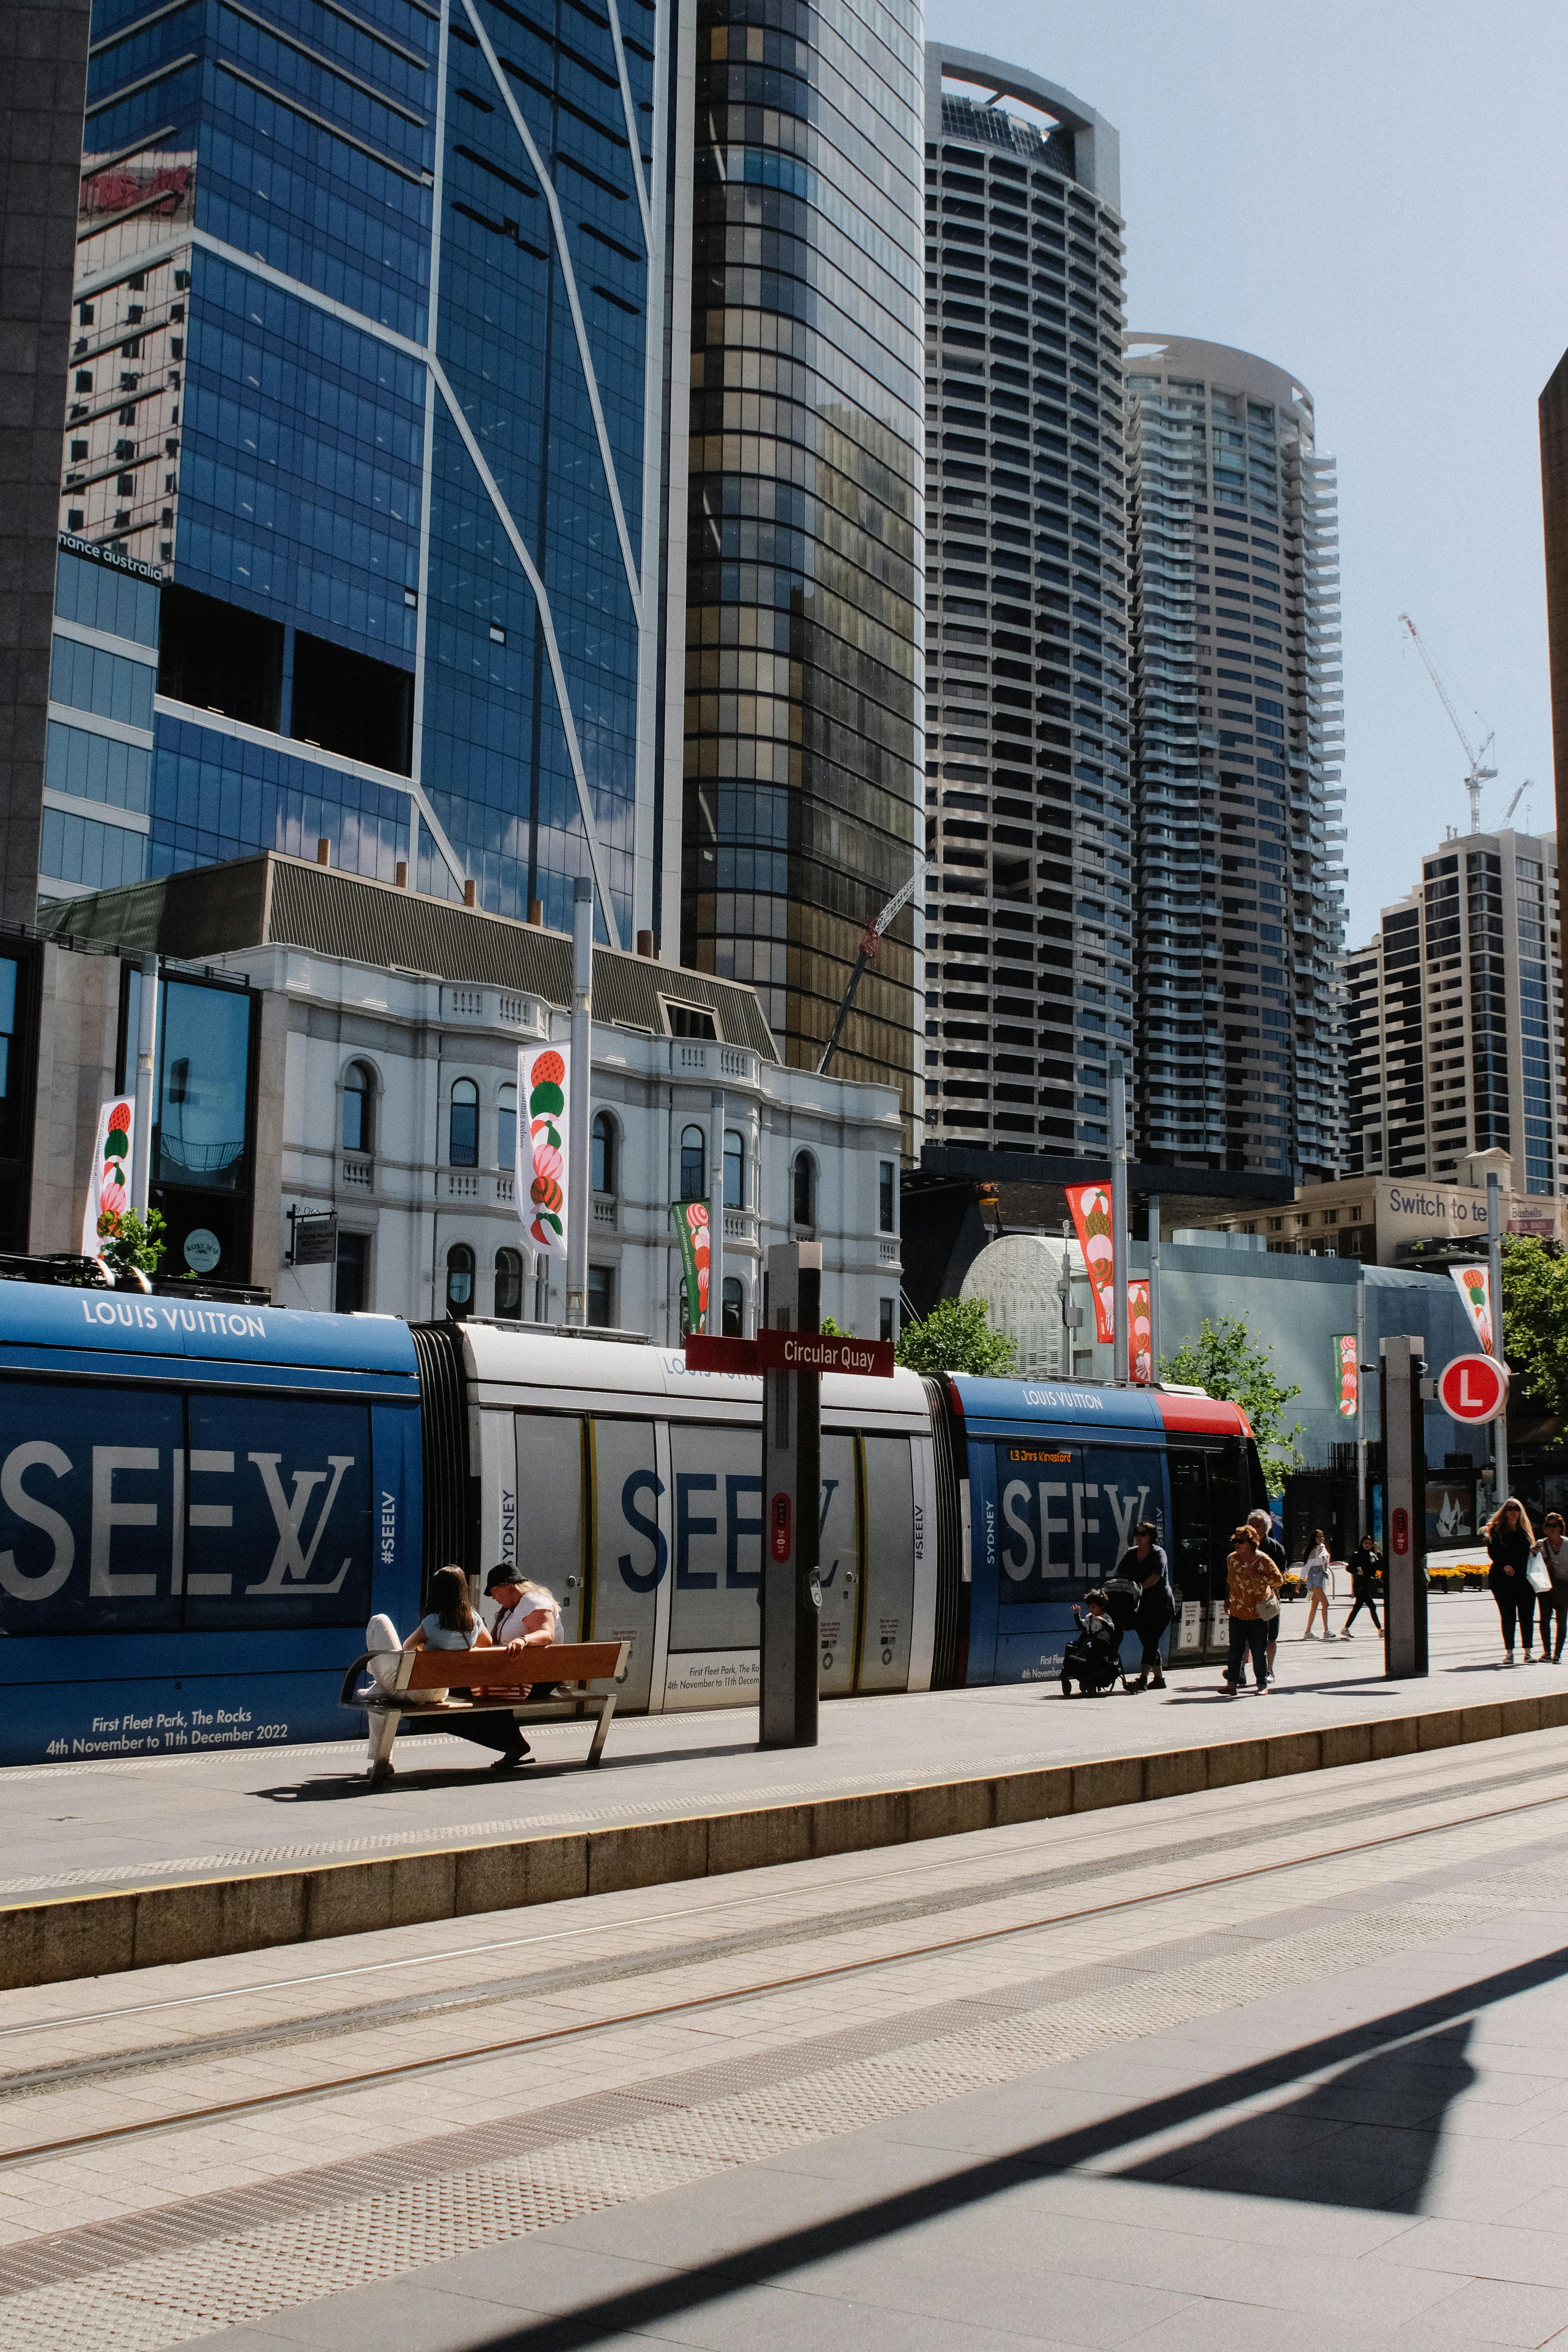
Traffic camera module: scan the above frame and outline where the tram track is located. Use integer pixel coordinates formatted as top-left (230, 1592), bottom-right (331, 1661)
top-left (4, 1749), bottom-right (1568, 2169)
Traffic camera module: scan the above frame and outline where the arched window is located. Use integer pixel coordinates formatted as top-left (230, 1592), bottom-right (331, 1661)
top-left (792, 1150), bottom-right (816, 1228)
top-left (449, 1076), bottom-right (478, 1167)
top-left (445, 1241), bottom-right (474, 1319)
top-left (722, 1274), bottom-right (743, 1338)
top-left (497, 1082), bottom-right (516, 1171)
top-left (723, 1128), bottom-right (744, 1209)
top-left (341, 1061), bottom-right (374, 1153)
top-left (592, 1109), bottom-right (616, 1195)
top-left (680, 1123), bottom-right (706, 1201)
top-left (494, 1246), bottom-right (523, 1318)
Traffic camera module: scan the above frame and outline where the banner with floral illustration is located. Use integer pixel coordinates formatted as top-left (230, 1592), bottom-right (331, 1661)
top-left (1127, 1279), bottom-right (1151, 1382)
top-left (1333, 1332), bottom-right (1357, 1419)
top-left (517, 1042), bottom-right (569, 1260)
top-left (1449, 1263), bottom-right (1495, 1356)
top-left (81, 1095), bottom-right (134, 1256)
top-left (1064, 1181), bottom-right (1116, 1344)
top-left (671, 1199), bottom-right (710, 1334)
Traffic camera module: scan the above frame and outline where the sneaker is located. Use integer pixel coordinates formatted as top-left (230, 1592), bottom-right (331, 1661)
top-left (1504, 1652), bottom-right (1516, 1665)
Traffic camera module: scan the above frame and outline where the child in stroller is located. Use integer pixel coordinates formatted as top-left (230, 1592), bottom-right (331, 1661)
top-left (1060, 1585), bottom-right (1132, 1697)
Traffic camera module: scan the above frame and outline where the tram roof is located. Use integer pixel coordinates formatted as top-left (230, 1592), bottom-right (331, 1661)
top-left (0, 1281), bottom-right (419, 1385)
top-left (952, 1374), bottom-right (1249, 1440)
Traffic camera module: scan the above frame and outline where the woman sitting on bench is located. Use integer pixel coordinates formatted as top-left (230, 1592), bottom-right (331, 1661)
top-left (404, 1564), bottom-right (533, 1774)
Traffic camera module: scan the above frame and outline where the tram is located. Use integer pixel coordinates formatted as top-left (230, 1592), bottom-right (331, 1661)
top-left (0, 1285), bottom-right (1265, 1764)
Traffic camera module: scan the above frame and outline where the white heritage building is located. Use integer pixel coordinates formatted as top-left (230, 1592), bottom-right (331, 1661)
top-left (34, 854), bottom-right (905, 1338)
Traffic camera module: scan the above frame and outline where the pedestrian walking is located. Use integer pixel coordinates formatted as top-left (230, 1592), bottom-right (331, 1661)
top-left (1300, 1528), bottom-right (1334, 1639)
top-left (1247, 1508), bottom-right (1286, 1680)
top-left (1340, 1536), bottom-right (1383, 1636)
top-left (1534, 1513), bottom-right (1568, 1664)
top-left (1115, 1520), bottom-right (1173, 1692)
top-left (1486, 1497), bottom-right (1538, 1665)
top-left (1222, 1524), bottom-right (1281, 1695)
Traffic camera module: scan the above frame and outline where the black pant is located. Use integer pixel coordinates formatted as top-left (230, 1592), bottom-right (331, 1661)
top-left (1539, 1594), bottom-right (1568, 1661)
top-left (1493, 1580), bottom-right (1537, 1652)
top-left (1343, 1592), bottom-right (1381, 1631)
top-left (1135, 1596), bottom-right (1172, 1675)
top-left (410, 1710), bottom-right (528, 1760)
top-left (1225, 1616), bottom-right (1268, 1689)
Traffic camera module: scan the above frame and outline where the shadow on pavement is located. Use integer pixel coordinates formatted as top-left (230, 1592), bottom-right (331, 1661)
top-left (457, 1945), bottom-right (1568, 2350)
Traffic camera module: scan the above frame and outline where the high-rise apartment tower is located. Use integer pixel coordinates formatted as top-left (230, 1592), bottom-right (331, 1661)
top-left (921, 48), bottom-right (1131, 1162)
top-left (680, 0), bottom-right (925, 1118)
top-left (1125, 337), bottom-right (1345, 1180)
top-left (1345, 826), bottom-right (1564, 1195)
top-left (44, 0), bottom-right (683, 945)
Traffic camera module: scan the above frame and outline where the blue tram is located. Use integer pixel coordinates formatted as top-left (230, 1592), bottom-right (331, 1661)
top-left (0, 1288), bottom-right (1264, 1763)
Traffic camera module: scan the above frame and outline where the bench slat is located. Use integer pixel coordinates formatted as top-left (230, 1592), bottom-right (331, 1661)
top-left (403, 1641), bottom-right (625, 1691)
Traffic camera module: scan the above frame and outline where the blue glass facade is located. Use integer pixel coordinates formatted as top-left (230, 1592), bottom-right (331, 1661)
top-left (51, 0), bottom-right (675, 944)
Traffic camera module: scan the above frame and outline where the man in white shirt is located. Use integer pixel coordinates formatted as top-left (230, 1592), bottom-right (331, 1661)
top-left (485, 1566), bottom-right (560, 1707)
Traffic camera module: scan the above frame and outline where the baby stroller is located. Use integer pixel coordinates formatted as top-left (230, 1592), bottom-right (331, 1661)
top-left (1060, 1584), bottom-right (1134, 1697)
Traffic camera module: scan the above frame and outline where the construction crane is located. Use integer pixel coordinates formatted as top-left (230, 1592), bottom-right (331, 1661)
top-left (1399, 613), bottom-right (1497, 833)
top-left (817, 855), bottom-right (926, 1077)
top-left (1499, 779), bottom-right (1533, 831)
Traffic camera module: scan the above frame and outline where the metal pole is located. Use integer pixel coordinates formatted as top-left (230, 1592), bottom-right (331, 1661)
top-left (565, 877), bottom-right (593, 1326)
top-left (1109, 1050), bottom-right (1128, 1385)
top-left (1355, 1267), bottom-right (1367, 1541)
top-left (708, 1087), bottom-right (726, 1334)
top-left (1380, 1334), bottom-right (1429, 1679)
top-left (1147, 1190), bottom-right (1161, 1376)
top-left (130, 952), bottom-right (158, 1215)
top-left (760, 1240), bottom-right (821, 1747)
top-left (1488, 1169), bottom-right (1509, 1500)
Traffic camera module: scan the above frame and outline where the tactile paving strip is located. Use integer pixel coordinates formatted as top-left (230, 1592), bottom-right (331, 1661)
top-left (2, 1850), bottom-right (1565, 2351)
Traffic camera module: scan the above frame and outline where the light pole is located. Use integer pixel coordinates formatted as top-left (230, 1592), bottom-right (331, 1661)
top-left (1109, 1050), bottom-right (1128, 1385)
top-left (565, 878), bottom-right (593, 1326)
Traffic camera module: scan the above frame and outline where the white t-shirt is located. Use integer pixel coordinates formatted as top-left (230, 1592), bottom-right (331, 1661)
top-left (1305, 1545), bottom-right (1331, 1588)
top-left (494, 1593), bottom-right (559, 1647)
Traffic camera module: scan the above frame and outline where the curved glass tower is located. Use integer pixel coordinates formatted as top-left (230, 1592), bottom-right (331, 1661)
top-left (1125, 335), bottom-right (1345, 1179)
top-left (921, 47), bottom-right (1131, 1164)
top-left (680, 0), bottom-right (925, 1122)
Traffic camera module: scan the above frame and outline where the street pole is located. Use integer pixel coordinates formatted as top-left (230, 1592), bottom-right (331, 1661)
top-left (759, 1240), bottom-right (821, 1748)
top-left (1356, 1267), bottom-right (1367, 1541)
top-left (1380, 1334), bottom-right (1429, 1679)
top-left (130, 951), bottom-right (158, 1215)
top-left (1488, 1169), bottom-right (1509, 1502)
top-left (708, 1087), bottom-right (726, 1334)
top-left (1147, 1190), bottom-right (1161, 1376)
top-left (565, 877), bottom-right (593, 1327)
top-left (1109, 1050), bottom-right (1128, 1385)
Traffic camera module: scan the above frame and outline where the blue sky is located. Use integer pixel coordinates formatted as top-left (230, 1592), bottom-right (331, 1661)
top-left (923, 0), bottom-right (1568, 944)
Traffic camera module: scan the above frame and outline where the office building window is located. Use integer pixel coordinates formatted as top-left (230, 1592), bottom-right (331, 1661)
top-left (497, 1082), bottom-right (515, 1170)
top-left (722, 1274), bottom-right (743, 1337)
top-left (879, 1297), bottom-right (895, 1342)
top-left (342, 1062), bottom-right (373, 1153)
top-left (335, 1230), bottom-right (369, 1314)
top-left (446, 1242), bottom-right (474, 1319)
top-left (592, 1109), bottom-right (616, 1194)
top-left (449, 1077), bottom-right (478, 1166)
top-left (793, 1151), bottom-right (816, 1228)
top-left (878, 1159), bottom-right (896, 1234)
top-left (723, 1128), bottom-right (744, 1208)
top-left (495, 1247), bottom-right (523, 1317)
top-left (587, 1264), bottom-right (614, 1328)
top-left (680, 1124), bottom-right (706, 1200)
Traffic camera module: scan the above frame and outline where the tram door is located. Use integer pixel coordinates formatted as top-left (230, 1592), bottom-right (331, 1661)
top-left (1167, 1442), bottom-right (1250, 1663)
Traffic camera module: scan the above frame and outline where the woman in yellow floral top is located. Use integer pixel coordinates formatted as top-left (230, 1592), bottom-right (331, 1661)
top-left (1223, 1525), bottom-right (1282, 1696)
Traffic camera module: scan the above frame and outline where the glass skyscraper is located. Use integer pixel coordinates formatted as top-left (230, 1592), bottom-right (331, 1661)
top-left (49, 0), bottom-right (681, 946)
top-left (920, 47), bottom-right (1131, 1164)
top-left (679, 0), bottom-right (925, 1120)
top-left (1125, 335), bottom-right (1344, 1180)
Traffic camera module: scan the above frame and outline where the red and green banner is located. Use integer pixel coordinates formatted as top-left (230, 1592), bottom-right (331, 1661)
top-left (672, 1199), bottom-right (710, 1334)
top-left (1127, 1279), bottom-right (1151, 1383)
top-left (1064, 1181), bottom-right (1116, 1344)
top-left (518, 1042), bottom-right (569, 1260)
top-left (1333, 1332), bottom-right (1357, 1419)
top-left (81, 1094), bottom-right (134, 1256)
top-left (1449, 1263), bottom-right (1495, 1356)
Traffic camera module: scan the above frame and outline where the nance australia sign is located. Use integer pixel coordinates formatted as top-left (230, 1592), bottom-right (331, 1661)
top-left (1376, 1180), bottom-right (1491, 1252)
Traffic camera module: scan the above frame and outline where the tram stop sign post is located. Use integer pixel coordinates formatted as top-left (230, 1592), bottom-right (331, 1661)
top-left (683, 1248), bottom-right (894, 1748)
top-left (1380, 1334), bottom-right (1428, 1681)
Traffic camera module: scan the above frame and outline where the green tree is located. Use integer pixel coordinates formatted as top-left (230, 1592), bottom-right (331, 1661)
top-left (95, 1206), bottom-right (168, 1283)
top-left (819, 1314), bottom-right (852, 1338)
top-left (1500, 1236), bottom-right (1568, 1418)
top-left (895, 1295), bottom-right (1017, 1378)
top-left (1159, 1314), bottom-right (1303, 1490)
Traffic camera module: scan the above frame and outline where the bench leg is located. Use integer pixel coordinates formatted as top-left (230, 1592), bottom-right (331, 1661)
top-left (586, 1693), bottom-right (616, 1766)
top-left (367, 1709), bottom-right (399, 1782)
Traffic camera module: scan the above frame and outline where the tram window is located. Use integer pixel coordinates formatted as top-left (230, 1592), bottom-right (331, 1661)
top-left (446, 1242), bottom-right (474, 1319)
top-left (494, 1247), bottom-right (523, 1318)
top-left (994, 1442), bottom-right (1161, 1599)
top-left (679, 1125), bottom-right (705, 1200)
top-left (183, 1394), bottom-right (372, 1630)
top-left (0, 1384), bottom-right (372, 1635)
top-left (449, 1078), bottom-right (478, 1167)
top-left (497, 1083), bottom-right (516, 1171)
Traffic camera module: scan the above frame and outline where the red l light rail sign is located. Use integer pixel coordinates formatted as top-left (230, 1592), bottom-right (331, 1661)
top-left (1436, 1352), bottom-right (1509, 1425)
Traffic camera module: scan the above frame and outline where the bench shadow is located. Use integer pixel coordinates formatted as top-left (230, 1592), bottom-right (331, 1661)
top-left (250, 1734), bottom-right (763, 1802)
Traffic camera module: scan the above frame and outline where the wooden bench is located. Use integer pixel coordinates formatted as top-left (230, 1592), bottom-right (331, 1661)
top-left (339, 1640), bottom-right (630, 1783)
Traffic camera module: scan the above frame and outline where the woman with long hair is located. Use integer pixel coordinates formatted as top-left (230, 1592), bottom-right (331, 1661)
top-left (1300, 1528), bottom-right (1334, 1640)
top-left (1485, 1497), bottom-right (1538, 1665)
top-left (398, 1564), bottom-right (532, 1772)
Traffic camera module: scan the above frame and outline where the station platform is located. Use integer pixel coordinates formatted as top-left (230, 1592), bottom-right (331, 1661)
top-left (0, 1594), bottom-right (1541, 1905)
